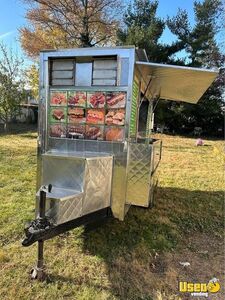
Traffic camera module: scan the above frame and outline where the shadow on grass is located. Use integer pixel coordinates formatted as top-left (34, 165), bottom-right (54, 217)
top-left (78, 186), bottom-right (224, 299)
top-left (0, 123), bottom-right (37, 136)
top-left (153, 132), bottom-right (224, 141)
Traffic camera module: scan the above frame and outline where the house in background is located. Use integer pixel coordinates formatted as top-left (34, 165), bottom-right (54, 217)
top-left (16, 91), bottom-right (38, 124)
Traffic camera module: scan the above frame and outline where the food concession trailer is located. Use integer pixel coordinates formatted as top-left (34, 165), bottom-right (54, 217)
top-left (22, 46), bottom-right (218, 280)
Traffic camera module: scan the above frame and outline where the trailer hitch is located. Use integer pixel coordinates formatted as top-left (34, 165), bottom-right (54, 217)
top-left (22, 184), bottom-right (53, 281)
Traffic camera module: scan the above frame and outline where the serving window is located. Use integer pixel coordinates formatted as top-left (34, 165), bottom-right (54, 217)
top-left (50, 57), bottom-right (118, 87)
top-left (49, 90), bottom-right (126, 142)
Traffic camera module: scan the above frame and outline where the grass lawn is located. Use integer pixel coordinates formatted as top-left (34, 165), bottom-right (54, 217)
top-left (0, 126), bottom-right (224, 300)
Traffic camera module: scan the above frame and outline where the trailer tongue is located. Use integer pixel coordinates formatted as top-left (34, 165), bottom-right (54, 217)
top-left (22, 46), bottom-right (218, 280)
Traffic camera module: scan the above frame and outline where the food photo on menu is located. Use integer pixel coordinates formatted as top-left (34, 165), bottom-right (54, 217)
top-left (68, 91), bottom-right (86, 107)
top-left (67, 125), bottom-right (85, 139)
top-left (86, 109), bottom-right (105, 125)
top-left (86, 125), bottom-right (104, 140)
top-left (50, 91), bottom-right (67, 106)
top-left (50, 107), bottom-right (66, 123)
top-left (68, 108), bottom-right (86, 124)
top-left (105, 127), bottom-right (124, 142)
top-left (105, 109), bottom-right (125, 126)
top-left (106, 92), bottom-right (126, 108)
top-left (87, 92), bottom-right (105, 108)
top-left (50, 124), bottom-right (66, 138)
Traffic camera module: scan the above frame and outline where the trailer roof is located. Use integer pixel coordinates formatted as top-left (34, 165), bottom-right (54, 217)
top-left (136, 61), bottom-right (218, 104)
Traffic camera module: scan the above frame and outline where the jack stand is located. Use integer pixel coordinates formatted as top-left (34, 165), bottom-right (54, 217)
top-left (30, 240), bottom-right (45, 281)
top-left (29, 185), bottom-right (52, 281)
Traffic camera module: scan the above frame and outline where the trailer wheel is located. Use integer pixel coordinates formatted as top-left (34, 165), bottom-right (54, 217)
top-left (30, 267), bottom-right (46, 281)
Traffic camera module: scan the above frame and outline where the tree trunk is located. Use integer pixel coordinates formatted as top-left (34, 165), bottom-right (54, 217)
top-left (81, 0), bottom-right (92, 47)
top-left (4, 115), bottom-right (8, 132)
top-left (4, 121), bottom-right (8, 132)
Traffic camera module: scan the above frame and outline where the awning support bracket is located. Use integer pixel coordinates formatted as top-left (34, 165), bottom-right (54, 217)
top-left (139, 76), bottom-right (154, 108)
top-left (152, 94), bottom-right (161, 113)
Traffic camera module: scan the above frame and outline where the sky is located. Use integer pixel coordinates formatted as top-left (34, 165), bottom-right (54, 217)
top-left (0, 0), bottom-right (222, 65)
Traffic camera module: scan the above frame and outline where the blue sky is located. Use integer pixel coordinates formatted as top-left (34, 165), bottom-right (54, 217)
top-left (0, 1), bottom-right (26, 53)
top-left (0, 0), bottom-right (222, 65)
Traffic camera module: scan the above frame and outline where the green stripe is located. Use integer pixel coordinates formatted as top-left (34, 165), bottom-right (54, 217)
top-left (130, 81), bottom-right (139, 137)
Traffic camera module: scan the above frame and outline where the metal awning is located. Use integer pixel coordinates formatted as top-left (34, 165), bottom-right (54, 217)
top-left (136, 61), bottom-right (219, 104)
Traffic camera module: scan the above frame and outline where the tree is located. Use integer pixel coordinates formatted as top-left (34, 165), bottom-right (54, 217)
top-left (167, 0), bottom-right (224, 68)
top-left (25, 64), bottom-right (39, 99)
top-left (20, 0), bottom-right (123, 59)
top-left (0, 44), bottom-right (25, 132)
top-left (152, 0), bottom-right (224, 136)
top-left (117, 0), bottom-right (185, 63)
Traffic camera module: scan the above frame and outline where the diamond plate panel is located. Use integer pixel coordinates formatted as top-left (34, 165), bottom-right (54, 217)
top-left (83, 156), bottom-right (113, 215)
top-left (126, 143), bottom-right (153, 207)
top-left (36, 187), bottom-right (83, 225)
top-left (57, 193), bottom-right (83, 224)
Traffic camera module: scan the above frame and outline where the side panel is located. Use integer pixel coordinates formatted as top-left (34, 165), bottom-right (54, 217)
top-left (126, 143), bottom-right (152, 207)
top-left (83, 156), bottom-right (113, 215)
top-left (126, 140), bottom-right (162, 208)
top-left (36, 53), bottom-right (49, 190)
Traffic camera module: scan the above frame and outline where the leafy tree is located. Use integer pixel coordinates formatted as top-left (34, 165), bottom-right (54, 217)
top-left (25, 64), bottom-right (39, 99)
top-left (117, 0), bottom-right (185, 63)
top-left (155, 0), bottom-right (225, 136)
top-left (0, 44), bottom-right (25, 132)
top-left (167, 0), bottom-right (223, 68)
top-left (20, 0), bottom-right (123, 59)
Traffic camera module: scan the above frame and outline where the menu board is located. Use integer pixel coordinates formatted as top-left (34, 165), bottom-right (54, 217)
top-left (49, 90), bottom-right (126, 141)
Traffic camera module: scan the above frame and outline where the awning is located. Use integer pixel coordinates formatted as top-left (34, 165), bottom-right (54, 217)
top-left (136, 61), bottom-right (219, 104)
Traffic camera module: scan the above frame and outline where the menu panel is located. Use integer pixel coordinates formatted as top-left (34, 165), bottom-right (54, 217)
top-left (50, 91), bottom-right (67, 106)
top-left (105, 127), bottom-right (124, 142)
top-left (86, 125), bottom-right (104, 140)
top-left (50, 107), bottom-right (67, 123)
top-left (49, 90), bottom-right (127, 141)
top-left (50, 124), bottom-right (67, 138)
top-left (86, 109), bottom-right (105, 125)
top-left (106, 92), bottom-right (126, 108)
top-left (87, 92), bottom-right (105, 108)
top-left (68, 124), bottom-right (85, 139)
top-left (68, 108), bottom-right (86, 124)
top-left (105, 109), bottom-right (125, 126)
top-left (68, 91), bottom-right (86, 107)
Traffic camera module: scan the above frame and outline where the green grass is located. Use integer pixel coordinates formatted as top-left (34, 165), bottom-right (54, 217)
top-left (0, 128), bottom-right (224, 300)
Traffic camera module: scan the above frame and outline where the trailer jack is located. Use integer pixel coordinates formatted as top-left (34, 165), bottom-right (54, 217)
top-left (22, 185), bottom-right (53, 281)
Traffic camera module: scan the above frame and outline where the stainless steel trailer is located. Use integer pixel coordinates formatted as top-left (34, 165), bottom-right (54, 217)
top-left (22, 46), bottom-right (218, 280)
